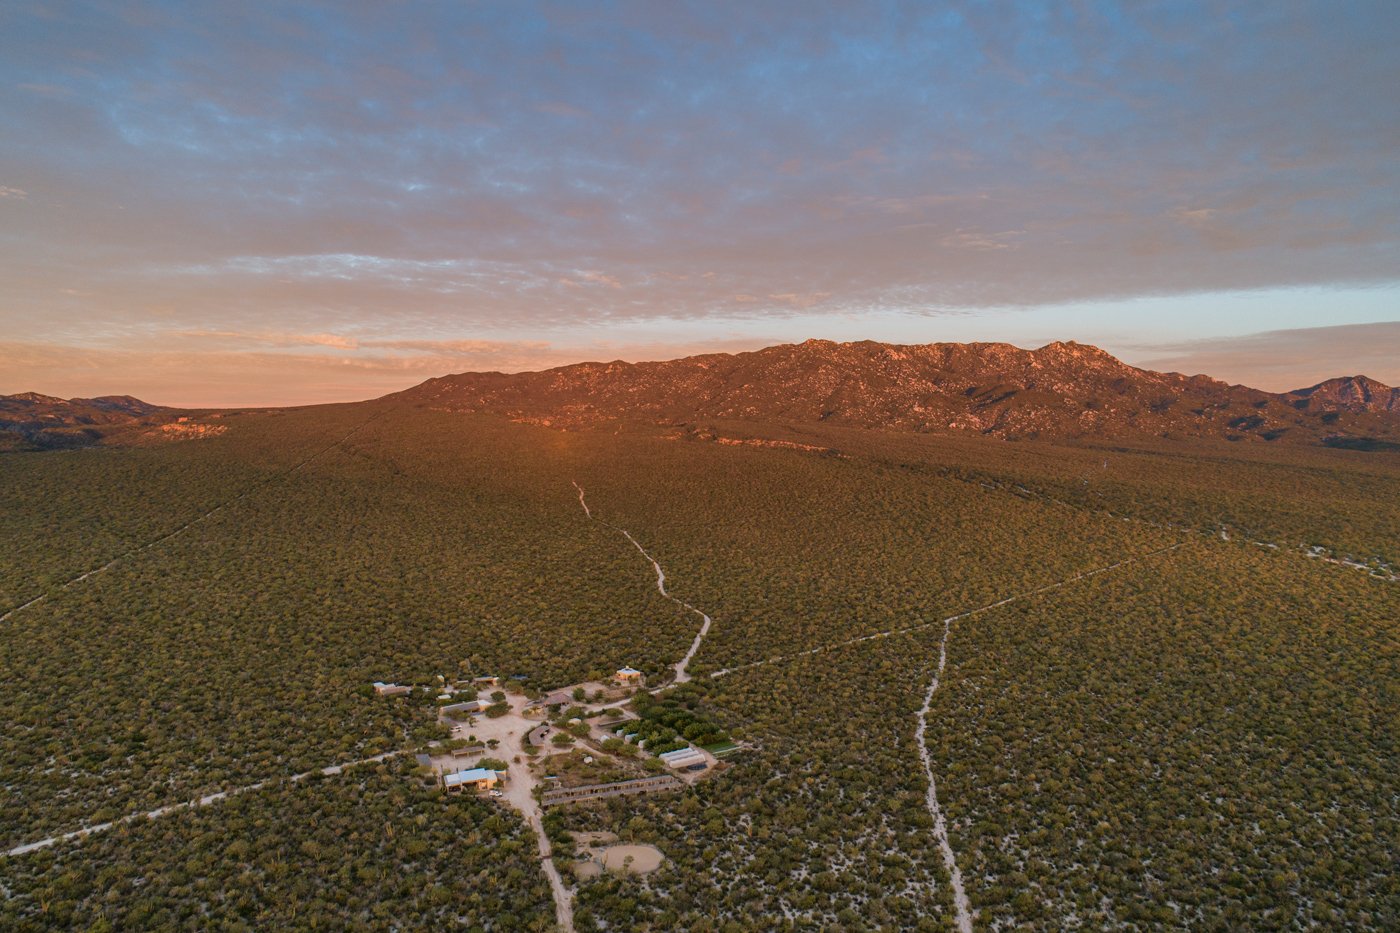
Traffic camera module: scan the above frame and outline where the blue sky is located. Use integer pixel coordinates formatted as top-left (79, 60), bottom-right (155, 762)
top-left (1, 1), bottom-right (1397, 404)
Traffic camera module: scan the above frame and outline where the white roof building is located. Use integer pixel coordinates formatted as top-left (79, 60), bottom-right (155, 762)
top-left (443, 768), bottom-right (502, 791)
top-left (659, 747), bottom-right (707, 769)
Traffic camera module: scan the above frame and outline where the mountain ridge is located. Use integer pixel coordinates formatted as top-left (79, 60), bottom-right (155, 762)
top-left (0, 392), bottom-right (174, 450)
top-left (389, 338), bottom-right (1400, 446)
top-left (1290, 375), bottom-right (1400, 414)
top-left (8, 341), bottom-right (1398, 449)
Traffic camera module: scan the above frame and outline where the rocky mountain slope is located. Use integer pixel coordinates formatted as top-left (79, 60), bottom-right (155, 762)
top-left (391, 339), bottom-right (1400, 446)
top-left (1289, 376), bottom-right (1400, 414)
top-left (0, 393), bottom-right (174, 450)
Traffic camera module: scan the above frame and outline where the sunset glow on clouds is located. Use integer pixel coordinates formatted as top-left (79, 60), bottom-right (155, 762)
top-left (2, 2), bottom-right (1398, 405)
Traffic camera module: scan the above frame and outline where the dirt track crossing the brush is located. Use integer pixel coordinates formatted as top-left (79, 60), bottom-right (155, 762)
top-left (572, 481), bottom-right (714, 684)
top-left (0, 410), bottom-right (388, 624)
top-left (709, 542), bottom-right (1184, 933)
top-left (710, 543), bottom-right (1184, 679)
top-left (572, 478), bottom-right (1181, 929)
top-left (3, 751), bottom-right (407, 859)
top-left (916, 610), bottom-right (975, 933)
top-left (912, 542), bottom-right (1183, 933)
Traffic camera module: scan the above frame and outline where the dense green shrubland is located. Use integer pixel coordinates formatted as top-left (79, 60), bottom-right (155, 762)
top-left (0, 761), bottom-right (554, 931)
top-left (2, 406), bottom-right (1397, 929)
top-left (929, 540), bottom-right (1400, 929)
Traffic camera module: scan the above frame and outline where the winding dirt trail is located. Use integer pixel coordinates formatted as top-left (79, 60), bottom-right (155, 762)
top-left (570, 477), bottom-right (1178, 928)
top-left (456, 692), bottom-right (576, 931)
top-left (707, 543), bottom-right (1183, 931)
top-left (572, 482), bottom-right (713, 684)
top-left (532, 811), bottom-right (576, 933)
top-left (711, 544), bottom-right (1183, 679)
top-left (916, 613), bottom-right (974, 933)
top-left (912, 543), bottom-right (1180, 933)
top-left (0, 410), bottom-right (387, 624)
top-left (3, 750), bottom-right (406, 859)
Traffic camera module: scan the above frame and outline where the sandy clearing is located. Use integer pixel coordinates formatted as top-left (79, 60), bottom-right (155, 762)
top-left (600, 844), bottom-right (665, 874)
top-left (448, 691), bottom-right (576, 931)
top-left (571, 830), bottom-right (619, 846)
top-left (571, 860), bottom-right (603, 879)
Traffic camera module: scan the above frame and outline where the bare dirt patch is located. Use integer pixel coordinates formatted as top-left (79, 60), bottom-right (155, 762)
top-left (570, 831), bottom-right (619, 847)
top-left (599, 844), bottom-right (665, 874)
top-left (571, 860), bottom-right (603, 879)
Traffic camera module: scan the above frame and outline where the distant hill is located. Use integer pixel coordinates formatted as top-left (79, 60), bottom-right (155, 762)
top-left (1288, 375), bottom-right (1400, 414)
top-left (0, 392), bottom-right (174, 450)
top-left (390, 339), bottom-right (1400, 446)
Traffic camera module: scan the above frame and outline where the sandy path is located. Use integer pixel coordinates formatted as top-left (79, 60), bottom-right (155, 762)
top-left (457, 692), bottom-right (575, 931)
top-left (0, 411), bottom-right (387, 624)
top-left (908, 542), bottom-right (1182, 933)
top-left (572, 482), bottom-right (714, 684)
top-left (711, 543), bottom-right (1183, 679)
top-left (3, 750), bottom-right (406, 859)
top-left (916, 613), bottom-right (975, 933)
top-left (973, 474), bottom-right (1400, 585)
top-left (703, 543), bottom-right (1183, 929)
top-left (533, 812), bottom-right (576, 932)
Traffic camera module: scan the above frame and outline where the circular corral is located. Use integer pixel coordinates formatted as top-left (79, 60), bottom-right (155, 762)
top-left (600, 844), bottom-right (665, 874)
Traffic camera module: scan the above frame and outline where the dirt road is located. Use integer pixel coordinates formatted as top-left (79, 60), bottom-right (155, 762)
top-left (572, 482), bottom-right (715, 684)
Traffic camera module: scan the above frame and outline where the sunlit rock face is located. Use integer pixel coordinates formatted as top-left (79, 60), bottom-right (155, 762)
top-left (0, 393), bottom-right (179, 449)
top-left (1289, 376), bottom-right (1400, 414)
top-left (389, 339), bottom-right (1400, 445)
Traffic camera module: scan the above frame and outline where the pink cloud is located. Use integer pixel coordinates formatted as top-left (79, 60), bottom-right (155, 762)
top-left (174, 329), bottom-right (361, 350)
top-left (1134, 322), bottom-right (1400, 392)
top-left (939, 229), bottom-right (1021, 250)
top-left (767, 291), bottom-right (832, 308)
top-left (0, 335), bottom-right (782, 407)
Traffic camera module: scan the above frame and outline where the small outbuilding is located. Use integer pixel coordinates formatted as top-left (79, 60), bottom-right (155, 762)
top-left (616, 667), bottom-right (644, 685)
top-left (443, 767), bottom-right (504, 794)
top-left (528, 691), bottom-right (574, 710)
top-left (440, 699), bottom-right (489, 716)
top-left (373, 681), bottom-right (411, 697)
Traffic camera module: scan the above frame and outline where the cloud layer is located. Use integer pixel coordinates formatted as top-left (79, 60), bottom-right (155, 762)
top-left (1, 1), bottom-right (1398, 402)
top-left (1138, 322), bottom-right (1400, 393)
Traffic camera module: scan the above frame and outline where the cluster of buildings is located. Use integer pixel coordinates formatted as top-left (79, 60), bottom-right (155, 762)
top-left (375, 663), bottom-right (719, 800)
top-left (372, 674), bottom-right (501, 700)
top-left (525, 666), bottom-right (646, 714)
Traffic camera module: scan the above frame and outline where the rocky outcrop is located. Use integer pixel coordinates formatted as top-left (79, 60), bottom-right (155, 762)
top-left (389, 339), bottom-right (1400, 445)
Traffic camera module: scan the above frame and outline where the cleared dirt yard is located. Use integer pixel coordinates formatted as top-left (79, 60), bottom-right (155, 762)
top-left (600, 844), bottom-right (665, 874)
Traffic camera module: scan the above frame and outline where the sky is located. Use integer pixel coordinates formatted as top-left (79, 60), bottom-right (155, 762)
top-left (2, 1), bottom-right (1398, 406)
